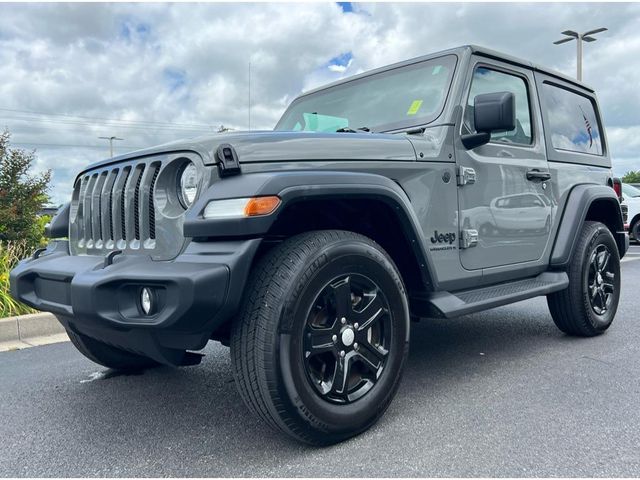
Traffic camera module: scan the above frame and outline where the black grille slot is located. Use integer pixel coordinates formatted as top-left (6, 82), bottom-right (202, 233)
top-left (133, 164), bottom-right (145, 241)
top-left (106, 169), bottom-right (119, 241)
top-left (83, 174), bottom-right (98, 242)
top-left (120, 167), bottom-right (131, 241)
top-left (148, 164), bottom-right (160, 240)
top-left (93, 172), bottom-right (108, 242)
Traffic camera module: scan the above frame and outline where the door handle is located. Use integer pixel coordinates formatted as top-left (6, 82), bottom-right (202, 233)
top-left (526, 169), bottom-right (551, 182)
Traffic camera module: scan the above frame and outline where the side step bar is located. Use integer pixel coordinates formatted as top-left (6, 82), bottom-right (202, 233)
top-left (411, 271), bottom-right (569, 319)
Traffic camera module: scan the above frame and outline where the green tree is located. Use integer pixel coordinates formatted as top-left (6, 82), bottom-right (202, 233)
top-left (622, 170), bottom-right (640, 183)
top-left (0, 130), bottom-right (51, 250)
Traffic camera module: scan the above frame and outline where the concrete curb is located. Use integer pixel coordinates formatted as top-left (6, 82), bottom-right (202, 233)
top-left (0, 313), bottom-right (68, 352)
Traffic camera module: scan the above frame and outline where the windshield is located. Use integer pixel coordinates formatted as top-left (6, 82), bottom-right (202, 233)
top-left (622, 183), bottom-right (640, 199)
top-left (275, 55), bottom-right (457, 133)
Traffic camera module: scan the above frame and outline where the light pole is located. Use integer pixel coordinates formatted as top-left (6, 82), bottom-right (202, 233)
top-left (98, 136), bottom-right (123, 157)
top-left (553, 27), bottom-right (607, 81)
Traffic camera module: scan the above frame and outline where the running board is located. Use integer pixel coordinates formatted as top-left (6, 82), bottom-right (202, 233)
top-left (411, 271), bottom-right (569, 319)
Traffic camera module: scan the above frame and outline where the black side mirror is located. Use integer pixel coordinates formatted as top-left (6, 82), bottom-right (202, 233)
top-left (461, 91), bottom-right (516, 149)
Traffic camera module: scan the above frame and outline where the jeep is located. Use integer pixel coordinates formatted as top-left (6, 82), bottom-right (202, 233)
top-left (10, 45), bottom-right (628, 445)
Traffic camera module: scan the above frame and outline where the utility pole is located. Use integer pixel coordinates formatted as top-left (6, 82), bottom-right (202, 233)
top-left (248, 61), bottom-right (251, 131)
top-left (553, 27), bottom-right (607, 81)
top-left (98, 136), bottom-right (123, 158)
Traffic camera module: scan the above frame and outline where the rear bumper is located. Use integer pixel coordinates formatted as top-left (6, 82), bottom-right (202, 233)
top-left (9, 239), bottom-right (260, 365)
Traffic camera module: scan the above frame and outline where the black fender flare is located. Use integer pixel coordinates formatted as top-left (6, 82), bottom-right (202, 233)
top-left (184, 170), bottom-right (437, 290)
top-left (550, 184), bottom-right (627, 267)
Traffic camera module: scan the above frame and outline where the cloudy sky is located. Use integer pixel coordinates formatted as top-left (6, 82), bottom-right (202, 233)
top-left (1, 2), bottom-right (639, 204)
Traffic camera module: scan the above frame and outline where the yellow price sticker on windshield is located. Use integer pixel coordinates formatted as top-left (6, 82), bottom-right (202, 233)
top-left (407, 100), bottom-right (423, 115)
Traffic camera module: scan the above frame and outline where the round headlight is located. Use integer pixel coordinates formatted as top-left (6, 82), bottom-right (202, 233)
top-left (177, 162), bottom-right (198, 208)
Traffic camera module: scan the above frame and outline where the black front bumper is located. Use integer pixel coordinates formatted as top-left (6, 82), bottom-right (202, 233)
top-left (10, 239), bottom-right (260, 365)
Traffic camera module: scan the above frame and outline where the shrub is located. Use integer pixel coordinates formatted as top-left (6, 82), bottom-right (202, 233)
top-left (0, 129), bottom-right (52, 252)
top-left (622, 171), bottom-right (640, 184)
top-left (0, 241), bottom-right (36, 317)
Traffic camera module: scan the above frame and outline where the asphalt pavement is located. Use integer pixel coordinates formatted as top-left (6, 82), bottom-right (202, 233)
top-left (1, 247), bottom-right (640, 477)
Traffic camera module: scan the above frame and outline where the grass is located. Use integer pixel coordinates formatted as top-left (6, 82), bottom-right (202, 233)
top-left (0, 241), bottom-right (36, 318)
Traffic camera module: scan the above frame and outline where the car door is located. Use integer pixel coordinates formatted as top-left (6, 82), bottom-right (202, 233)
top-left (457, 58), bottom-right (553, 271)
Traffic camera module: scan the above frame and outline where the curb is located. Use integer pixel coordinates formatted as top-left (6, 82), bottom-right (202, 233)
top-left (0, 313), bottom-right (68, 351)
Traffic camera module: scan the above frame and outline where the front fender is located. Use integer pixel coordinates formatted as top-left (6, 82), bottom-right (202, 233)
top-left (183, 170), bottom-right (436, 289)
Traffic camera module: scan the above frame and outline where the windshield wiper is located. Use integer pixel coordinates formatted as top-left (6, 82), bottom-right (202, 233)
top-left (335, 126), bottom-right (371, 133)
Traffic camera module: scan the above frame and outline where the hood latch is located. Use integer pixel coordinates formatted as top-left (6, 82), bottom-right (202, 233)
top-left (216, 143), bottom-right (241, 177)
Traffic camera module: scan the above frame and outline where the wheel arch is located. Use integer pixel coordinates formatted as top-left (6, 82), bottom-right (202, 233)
top-left (265, 195), bottom-right (430, 294)
top-left (550, 184), bottom-right (627, 267)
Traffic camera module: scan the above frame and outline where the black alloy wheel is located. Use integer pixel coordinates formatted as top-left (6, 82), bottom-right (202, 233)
top-left (586, 244), bottom-right (616, 315)
top-left (303, 274), bottom-right (391, 404)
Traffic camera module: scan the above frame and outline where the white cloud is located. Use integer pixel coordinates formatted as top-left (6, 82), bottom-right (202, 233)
top-left (0, 2), bottom-right (638, 203)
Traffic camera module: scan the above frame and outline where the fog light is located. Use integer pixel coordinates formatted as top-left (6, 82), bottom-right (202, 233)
top-left (140, 287), bottom-right (154, 315)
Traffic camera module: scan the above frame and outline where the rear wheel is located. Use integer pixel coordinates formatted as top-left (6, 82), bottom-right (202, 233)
top-left (547, 221), bottom-right (620, 336)
top-left (631, 221), bottom-right (640, 244)
top-left (67, 329), bottom-right (159, 371)
top-left (231, 230), bottom-right (409, 445)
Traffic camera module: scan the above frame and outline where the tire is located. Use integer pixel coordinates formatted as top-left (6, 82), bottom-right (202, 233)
top-left (632, 221), bottom-right (640, 244)
top-left (230, 230), bottom-right (410, 445)
top-left (67, 329), bottom-right (159, 371)
top-left (547, 221), bottom-right (621, 337)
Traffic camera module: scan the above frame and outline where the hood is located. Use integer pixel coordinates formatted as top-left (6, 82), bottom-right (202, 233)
top-left (81, 130), bottom-right (418, 173)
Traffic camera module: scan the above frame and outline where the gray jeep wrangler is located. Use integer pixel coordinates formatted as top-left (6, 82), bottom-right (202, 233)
top-left (10, 45), bottom-right (628, 445)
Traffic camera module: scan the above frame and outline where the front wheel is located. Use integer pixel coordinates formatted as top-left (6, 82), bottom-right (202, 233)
top-left (547, 221), bottom-right (621, 336)
top-left (231, 230), bottom-right (410, 445)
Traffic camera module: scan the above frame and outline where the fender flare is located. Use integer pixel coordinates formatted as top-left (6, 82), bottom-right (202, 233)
top-left (184, 170), bottom-right (437, 290)
top-left (550, 184), bottom-right (627, 267)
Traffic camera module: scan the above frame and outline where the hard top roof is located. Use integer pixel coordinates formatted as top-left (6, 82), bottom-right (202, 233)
top-left (299, 44), bottom-right (594, 99)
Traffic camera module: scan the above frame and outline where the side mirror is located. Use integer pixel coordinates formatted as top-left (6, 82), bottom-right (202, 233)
top-left (461, 91), bottom-right (516, 149)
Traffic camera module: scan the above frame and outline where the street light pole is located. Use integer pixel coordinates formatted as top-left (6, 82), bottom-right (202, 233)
top-left (98, 136), bottom-right (123, 158)
top-left (553, 27), bottom-right (607, 81)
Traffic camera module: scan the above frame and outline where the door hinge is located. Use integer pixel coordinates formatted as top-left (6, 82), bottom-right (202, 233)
top-left (460, 229), bottom-right (478, 249)
top-left (457, 166), bottom-right (476, 186)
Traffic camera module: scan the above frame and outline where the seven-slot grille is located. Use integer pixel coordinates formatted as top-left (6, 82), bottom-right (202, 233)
top-left (70, 159), bottom-right (162, 254)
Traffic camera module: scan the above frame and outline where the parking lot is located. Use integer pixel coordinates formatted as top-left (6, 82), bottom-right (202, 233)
top-left (1, 246), bottom-right (639, 477)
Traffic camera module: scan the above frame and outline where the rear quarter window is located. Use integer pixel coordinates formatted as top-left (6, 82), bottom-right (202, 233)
top-left (541, 82), bottom-right (603, 156)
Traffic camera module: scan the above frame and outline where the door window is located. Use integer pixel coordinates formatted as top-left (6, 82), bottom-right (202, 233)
top-left (465, 67), bottom-right (532, 145)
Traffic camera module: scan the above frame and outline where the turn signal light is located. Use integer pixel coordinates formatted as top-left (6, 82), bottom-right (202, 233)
top-left (244, 196), bottom-right (281, 216)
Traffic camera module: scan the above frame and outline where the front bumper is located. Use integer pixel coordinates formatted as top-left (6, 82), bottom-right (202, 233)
top-left (10, 239), bottom-right (260, 365)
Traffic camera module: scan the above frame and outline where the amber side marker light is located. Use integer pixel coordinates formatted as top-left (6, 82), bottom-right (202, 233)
top-left (244, 196), bottom-right (281, 216)
top-left (203, 196), bottom-right (281, 219)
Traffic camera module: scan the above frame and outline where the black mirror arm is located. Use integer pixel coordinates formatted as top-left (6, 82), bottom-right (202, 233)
top-left (461, 132), bottom-right (490, 150)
